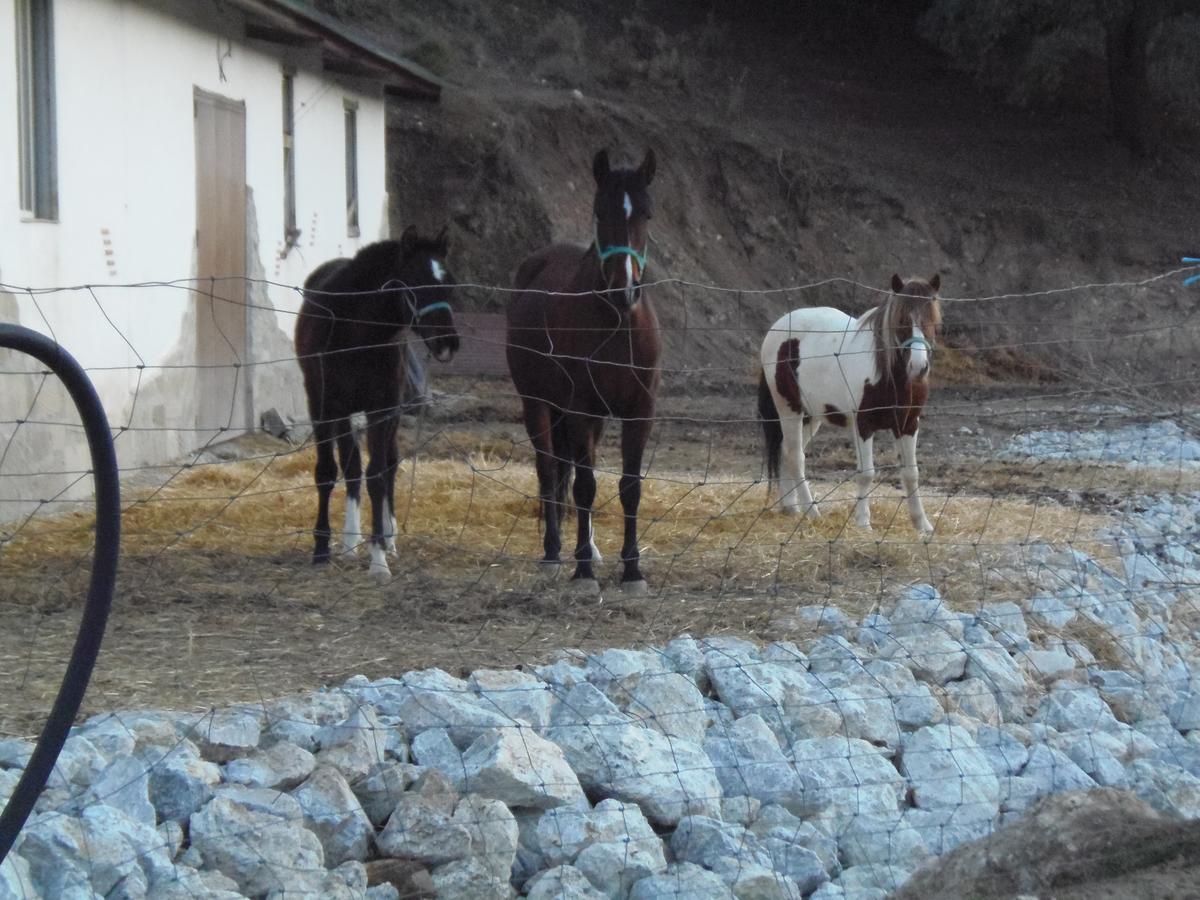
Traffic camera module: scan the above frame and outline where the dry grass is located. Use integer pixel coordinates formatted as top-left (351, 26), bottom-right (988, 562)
top-left (2, 422), bottom-right (1177, 735)
top-left (1, 425), bottom-right (1120, 608)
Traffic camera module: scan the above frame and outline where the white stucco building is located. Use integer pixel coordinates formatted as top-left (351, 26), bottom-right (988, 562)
top-left (0, 0), bottom-right (439, 521)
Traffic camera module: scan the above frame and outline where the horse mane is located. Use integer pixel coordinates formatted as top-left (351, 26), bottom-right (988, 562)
top-left (332, 240), bottom-right (406, 291)
top-left (862, 278), bottom-right (942, 384)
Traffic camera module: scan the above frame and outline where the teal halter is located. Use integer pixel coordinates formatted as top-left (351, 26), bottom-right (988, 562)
top-left (899, 334), bottom-right (934, 352)
top-left (593, 219), bottom-right (648, 273)
top-left (415, 301), bottom-right (451, 318)
top-left (381, 279), bottom-right (452, 321)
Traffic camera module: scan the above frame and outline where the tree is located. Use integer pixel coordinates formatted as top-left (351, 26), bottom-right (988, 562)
top-left (920, 0), bottom-right (1200, 154)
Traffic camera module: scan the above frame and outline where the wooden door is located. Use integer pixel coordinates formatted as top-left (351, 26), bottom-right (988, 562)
top-left (193, 88), bottom-right (249, 438)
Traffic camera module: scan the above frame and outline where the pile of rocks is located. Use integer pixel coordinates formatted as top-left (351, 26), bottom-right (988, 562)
top-left (1000, 418), bottom-right (1200, 466)
top-left (3, 497), bottom-right (1200, 898)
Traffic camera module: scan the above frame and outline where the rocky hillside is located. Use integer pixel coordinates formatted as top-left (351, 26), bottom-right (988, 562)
top-left (324, 0), bottom-right (1200, 389)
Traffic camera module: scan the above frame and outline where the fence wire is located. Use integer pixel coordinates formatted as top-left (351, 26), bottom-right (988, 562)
top-left (0, 269), bottom-right (1198, 897)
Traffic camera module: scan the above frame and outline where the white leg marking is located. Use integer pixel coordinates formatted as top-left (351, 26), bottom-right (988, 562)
top-left (342, 497), bottom-right (362, 553)
top-left (384, 499), bottom-right (397, 554)
top-left (781, 415), bottom-right (819, 517)
top-left (588, 520), bottom-right (602, 564)
top-left (369, 542), bottom-right (391, 581)
top-left (900, 432), bottom-right (933, 534)
top-left (853, 433), bottom-right (875, 530)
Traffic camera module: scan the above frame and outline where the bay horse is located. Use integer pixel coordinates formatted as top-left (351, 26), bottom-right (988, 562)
top-left (295, 227), bottom-right (460, 580)
top-left (506, 148), bottom-right (660, 593)
top-left (758, 274), bottom-right (942, 533)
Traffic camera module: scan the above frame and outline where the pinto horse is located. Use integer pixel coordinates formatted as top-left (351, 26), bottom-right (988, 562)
top-left (295, 227), bottom-right (460, 579)
top-left (506, 149), bottom-right (660, 592)
top-left (758, 274), bottom-right (942, 533)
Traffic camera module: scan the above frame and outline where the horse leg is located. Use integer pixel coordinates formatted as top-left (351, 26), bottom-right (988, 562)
top-left (311, 419), bottom-right (339, 565)
top-left (584, 420), bottom-right (603, 564)
top-left (570, 420), bottom-right (601, 582)
top-left (364, 414), bottom-right (395, 581)
top-left (335, 422), bottom-right (362, 554)
top-left (803, 417), bottom-right (820, 453)
top-left (617, 417), bottom-right (652, 591)
top-left (552, 415), bottom-right (573, 548)
top-left (523, 401), bottom-right (562, 565)
top-left (899, 430), bottom-right (934, 534)
top-left (780, 413), bottom-right (819, 517)
top-left (383, 432), bottom-right (399, 555)
top-left (852, 431), bottom-right (876, 530)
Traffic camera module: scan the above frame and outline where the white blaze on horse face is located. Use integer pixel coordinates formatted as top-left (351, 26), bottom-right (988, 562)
top-left (430, 259), bottom-right (445, 283)
top-left (624, 255), bottom-right (636, 306)
top-left (907, 327), bottom-right (931, 380)
top-left (434, 343), bottom-right (452, 362)
top-left (623, 192), bottom-right (633, 220)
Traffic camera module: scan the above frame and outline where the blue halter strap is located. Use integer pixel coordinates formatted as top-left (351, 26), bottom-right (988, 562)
top-left (899, 335), bottom-right (934, 352)
top-left (415, 301), bottom-right (452, 318)
top-left (1184, 257), bottom-right (1200, 287)
top-left (593, 220), bottom-right (648, 271)
top-left (380, 280), bottom-right (452, 320)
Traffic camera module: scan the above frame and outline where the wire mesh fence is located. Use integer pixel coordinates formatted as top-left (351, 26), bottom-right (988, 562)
top-left (0, 267), bottom-right (1198, 897)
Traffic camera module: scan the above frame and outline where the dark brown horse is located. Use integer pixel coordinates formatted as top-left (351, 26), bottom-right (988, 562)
top-left (506, 149), bottom-right (660, 593)
top-left (295, 227), bottom-right (459, 580)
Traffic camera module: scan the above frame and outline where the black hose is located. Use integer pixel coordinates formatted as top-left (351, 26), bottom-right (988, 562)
top-left (0, 324), bottom-right (119, 864)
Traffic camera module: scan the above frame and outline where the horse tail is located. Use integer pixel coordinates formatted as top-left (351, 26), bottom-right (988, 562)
top-left (758, 369), bottom-right (781, 492)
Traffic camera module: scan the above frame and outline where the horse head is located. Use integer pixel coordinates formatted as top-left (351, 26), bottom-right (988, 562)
top-left (878, 273), bottom-right (942, 383)
top-left (592, 148), bottom-right (656, 310)
top-left (390, 225), bottom-right (460, 363)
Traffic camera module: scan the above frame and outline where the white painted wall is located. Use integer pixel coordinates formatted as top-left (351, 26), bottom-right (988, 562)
top-left (0, 0), bottom-right (393, 521)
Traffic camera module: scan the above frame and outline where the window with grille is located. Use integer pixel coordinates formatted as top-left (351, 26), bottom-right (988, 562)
top-left (344, 100), bottom-right (359, 238)
top-left (282, 69), bottom-right (299, 246)
top-left (16, 0), bottom-right (58, 221)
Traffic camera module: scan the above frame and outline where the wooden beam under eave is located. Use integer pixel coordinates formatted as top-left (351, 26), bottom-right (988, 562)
top-left (245, 22), bottom-right (322, 47)
top-left (322, 52), bottom-right (389, 80)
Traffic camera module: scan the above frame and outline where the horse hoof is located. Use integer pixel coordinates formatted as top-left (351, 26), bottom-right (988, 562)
top-left (369, 563), bottom-right (391, 584)
top-left (564, 577), bottom-right (600, 597)
top-left (915, 520), bottom-right (935, 535)
top-left (805, 505), bottom-right (823, 519)
top-left (620, 578), bottom-right (648, 596)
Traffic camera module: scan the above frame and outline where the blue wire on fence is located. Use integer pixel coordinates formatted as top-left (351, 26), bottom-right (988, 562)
top-left (1184, 257), bottom-right (1200, 287)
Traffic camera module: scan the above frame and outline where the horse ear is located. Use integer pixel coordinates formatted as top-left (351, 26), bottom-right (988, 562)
top-left (435, 225), bottom-right (450, 255)
top-left (593, 149), bottom-right (611, 184)
top-left (639, 148), bottom-right (656, 185)
top-left (399, 225), bottom-right (419, 255)
top-left (891, 274), bottom-right (905, 294)
top-left (928, 273), bottom-right (941, 292)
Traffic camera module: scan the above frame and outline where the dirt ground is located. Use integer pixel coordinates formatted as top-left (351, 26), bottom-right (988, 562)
top-left (2, 378), bottom-right (1195, 738)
